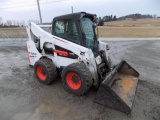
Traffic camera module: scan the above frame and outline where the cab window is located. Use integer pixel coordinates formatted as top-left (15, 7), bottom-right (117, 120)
top-left (54, 20), bottom-right (80, 45)
top-left (80, 17), bottom-right (94, 49)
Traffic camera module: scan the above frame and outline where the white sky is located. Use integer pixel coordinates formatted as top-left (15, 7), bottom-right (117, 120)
top-left (0, 0), bottom-right (160, 23)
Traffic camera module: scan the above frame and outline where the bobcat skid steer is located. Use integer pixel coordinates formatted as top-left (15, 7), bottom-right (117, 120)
top-left (26, 12), bottom-right (139, 114)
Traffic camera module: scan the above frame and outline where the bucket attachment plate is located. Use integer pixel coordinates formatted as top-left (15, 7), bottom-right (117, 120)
top-left (94, 61), bottom-right (139, 114)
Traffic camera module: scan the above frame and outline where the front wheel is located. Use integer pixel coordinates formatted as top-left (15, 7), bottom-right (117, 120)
top-left (34, 59), bottom-right (57, 85)
top-left (61, 63), bottom-right (93, 96)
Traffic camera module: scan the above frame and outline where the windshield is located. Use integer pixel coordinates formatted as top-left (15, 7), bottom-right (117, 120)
top-left (80, 17), bottom-right (95, 49)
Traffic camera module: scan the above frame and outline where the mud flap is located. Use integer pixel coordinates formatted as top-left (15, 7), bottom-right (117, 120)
top-left (94, 61), bottom-right (139, 114)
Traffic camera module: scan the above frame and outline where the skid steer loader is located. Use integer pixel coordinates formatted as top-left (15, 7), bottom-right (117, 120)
top-left (26, 12), bottom-right (139, 114)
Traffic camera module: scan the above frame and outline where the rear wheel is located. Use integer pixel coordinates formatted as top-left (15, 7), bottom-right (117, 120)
top-left (61, 63), bottom-right (93, 96)
top-left (34, 59), bottom-right (57, 85)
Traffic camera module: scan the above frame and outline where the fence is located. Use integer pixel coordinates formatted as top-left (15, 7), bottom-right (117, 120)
top-left (0, 30), bottom-right (28, 44)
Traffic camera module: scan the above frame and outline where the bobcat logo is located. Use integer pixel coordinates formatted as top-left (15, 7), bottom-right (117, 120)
top-left (80, 51), bottom-right (85, 55)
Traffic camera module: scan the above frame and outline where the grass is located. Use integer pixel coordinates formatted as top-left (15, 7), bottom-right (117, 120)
top-left (98, 18), bottom-right (160, 37)
top-left (98, 26), bottom-right (160, 37)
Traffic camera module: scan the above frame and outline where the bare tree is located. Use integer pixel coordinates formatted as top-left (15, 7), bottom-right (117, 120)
top-left (12, 20), bottom-right (18, 26)
top-left (18, 21), bottom-right (25, 27)
top-left (21, 20), bottom-right (25, 27)
top-left (6, 20), bottom-right (12, 26)
top-left (0, 17), bottom-right (3, 25)
top-left (17, 20), bottom-right (20, 26)
top-left (153, 14), bottom-right (157, 18)
top-left (18, 21), bottom-right (22, 27)
top-left (28, 19), bottom-right (40, 24)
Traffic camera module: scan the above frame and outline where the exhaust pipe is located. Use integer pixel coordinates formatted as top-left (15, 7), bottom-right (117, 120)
top-left (94, 61), bottom-right (139, 114)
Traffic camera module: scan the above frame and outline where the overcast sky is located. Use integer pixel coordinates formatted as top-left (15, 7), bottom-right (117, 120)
top-left (0, 0), bottom-right (160, 23)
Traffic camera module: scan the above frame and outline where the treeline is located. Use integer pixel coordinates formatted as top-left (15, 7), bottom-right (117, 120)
top-left (97, 13), bottom-right (157, 26)
top-left (0, 17), bottom-right (40, 28)
top-left (98, 15), bottom-right (117, 22)
top-left (97, 15), bottom-right (117, 26)
top-left (118, 13), bottom-right (154, 20)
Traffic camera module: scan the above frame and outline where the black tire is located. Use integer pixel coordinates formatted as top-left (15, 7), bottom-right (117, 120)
top-left (61, 63), bottom-right (93, 96)
top-left (34, 59), bottom-right (57, 85)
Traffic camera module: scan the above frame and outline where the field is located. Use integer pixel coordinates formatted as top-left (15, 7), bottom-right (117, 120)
top-left (0, 18), bottom-right (160, 38)
top-left (98, 18), bottom-right (160, 37)
top-left (98, 27), bottom-right (160, 37)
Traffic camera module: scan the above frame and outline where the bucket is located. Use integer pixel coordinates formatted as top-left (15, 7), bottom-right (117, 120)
top-left (94, 61), bottom-right (139, 114)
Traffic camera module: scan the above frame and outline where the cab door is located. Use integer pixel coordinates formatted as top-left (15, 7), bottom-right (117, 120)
top-left (53, 19), bottom-right (81, 45)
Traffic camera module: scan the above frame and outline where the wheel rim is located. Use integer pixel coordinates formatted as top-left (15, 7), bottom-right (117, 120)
top-left (66, 72), bottom-right (82, 90)
top-left (36, 65), bottom-right (46, 80)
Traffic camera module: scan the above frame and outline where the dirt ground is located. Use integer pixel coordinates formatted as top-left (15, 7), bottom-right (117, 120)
top-left (0, 39), bottom-right (160, 120)
top-left (0, 27), bottom-right (27, 38)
